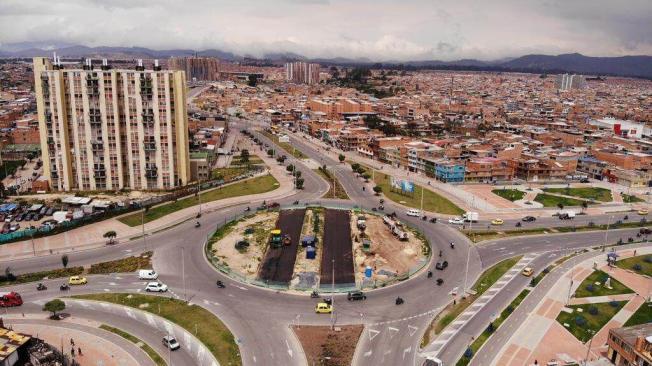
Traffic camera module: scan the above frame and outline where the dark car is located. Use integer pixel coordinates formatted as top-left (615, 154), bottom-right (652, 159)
top-left (24, 213), bottom-right (32, 221)
top-left (640, 227), bottom-right (652, 235)
top-left (46, 207), bottom-right (55, 216)
top-left (580, 178), bottom-right (590, 183)
top-left (435, 261), bottom-right (448, 270)
top-left (347, 291), bottom-right (367, 301)
top-left (522, 216), bottom-right (536, 222)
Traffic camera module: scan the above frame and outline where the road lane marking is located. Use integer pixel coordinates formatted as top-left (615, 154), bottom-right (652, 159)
top-left (368, 328), bottom-right (380, 341)
top-left (403, 346), bottom-right (412, 359)
top-left (407, 324), bottom-right (418, 336)
top-left (285, 339), bottom-right (293, 358)
top-left (388, 326), bottom-right (399, 338)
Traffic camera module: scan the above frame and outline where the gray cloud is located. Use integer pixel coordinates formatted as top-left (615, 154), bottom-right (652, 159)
top-left (0, 0), bottom-right (650, 60)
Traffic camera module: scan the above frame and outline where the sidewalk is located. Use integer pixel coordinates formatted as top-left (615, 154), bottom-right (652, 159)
top-left (491, 245), bottom-right (652, 366)
top-left (0, 150), bottom-right (297, 261)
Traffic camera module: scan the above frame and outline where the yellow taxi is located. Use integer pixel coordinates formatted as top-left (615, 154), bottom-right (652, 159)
top-left (491, 218), bottom-right (504, 225)
top-left (638, 209), bottom-right (649, 215)
top-left (521, 267), bottom-right (534, 277)
top-left (315, 302), bottom-right (333, 314)
top-left (68, 276), bottom-right (88, 285)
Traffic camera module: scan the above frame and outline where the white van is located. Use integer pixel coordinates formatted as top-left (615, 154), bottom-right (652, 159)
top-left (138, 269), bottom-right (158, 280)
top-left (406, 209), bottom-right (421, 217)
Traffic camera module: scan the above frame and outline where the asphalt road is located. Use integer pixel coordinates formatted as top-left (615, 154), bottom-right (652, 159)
top-left (2, 123), bottom-right (647, 366)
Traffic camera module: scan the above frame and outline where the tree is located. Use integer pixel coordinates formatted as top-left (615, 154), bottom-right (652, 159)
top-left (351, 163), bottom-right (360, 172)
top-left (240, 149), bottom-right (250, 163)
top-left (557, 203), bottom-right (564, 211)
top-left (294, 171), bottom-right (302, 178)
top-left (581, 201), bottom-right (588, 212)
top-left (103, 230), bottom-right (117, 244)
top-left (338, 154), bottom-right (345, 163)
top-left (267, 149), bottom-right (275, 157)
top-left (286, 164), bottom-right (295, 173)
top-left (276, 155), bottom-right (286, 164)
top-left (362, 173), bottom-right (371, 182)
top-left (296, 178), bottom-right (304, 189)
top-left (247, 74), bottom-right (258, 87)
top-left (373, 186), bottom-right (382, 195)
top-left (61, 255), bottom-right (69, 268)
top-left (43, 299), bottom-right (65, 319)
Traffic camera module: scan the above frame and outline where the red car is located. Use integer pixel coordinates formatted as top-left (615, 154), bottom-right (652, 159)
top-left (0, 292), bottom-right (23, 307)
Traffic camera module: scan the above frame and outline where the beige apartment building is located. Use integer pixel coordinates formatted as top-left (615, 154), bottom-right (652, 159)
top-left (33, 57), bottom-right (190, 191)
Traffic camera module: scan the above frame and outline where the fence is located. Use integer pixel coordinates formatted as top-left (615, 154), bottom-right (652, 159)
top-left (203, 203), bottom-right (433, 293)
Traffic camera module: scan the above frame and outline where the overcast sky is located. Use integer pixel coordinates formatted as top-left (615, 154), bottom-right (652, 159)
top-left (1, 0), bottom-right (650, 61)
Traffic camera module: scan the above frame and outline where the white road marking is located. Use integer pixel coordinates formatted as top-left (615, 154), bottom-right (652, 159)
top-left (364, 350), bottom-right (373, 357)
top-left (388, 326), bottom-right (399, 338)
top-left (236, 286), bottom-right (248, 291)
top-left (403, 346), bottom-right (412, 359)
top-left (407, 324), bottom-right (418, 336)
top-left (285, 339), bottom-right (293, 358)
top-left (368, 328), bottom-right (380, 341)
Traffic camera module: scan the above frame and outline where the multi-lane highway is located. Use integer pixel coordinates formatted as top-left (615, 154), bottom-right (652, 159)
top-left (1, 122), bottom-right (649, 366)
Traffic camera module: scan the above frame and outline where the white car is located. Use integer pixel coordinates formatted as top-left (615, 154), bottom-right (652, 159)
top-left (145, 282), bottom-right (168, 292)
top-left (406, 209), bottom-right (421, 217)
top-left (162, 335), bottom-right (180, 350)
top-left (448, 217), bottom-right (465, 225)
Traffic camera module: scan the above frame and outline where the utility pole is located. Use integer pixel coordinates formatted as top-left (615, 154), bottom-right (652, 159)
top-left (463, 247), bottom-right (471, 297)
top-left (331, 258), bottom-right (335, 330)
top-left (182, 247), bottom-right (187, 302)
top-left (141, 208), bottom-right (147, 251)
top-left (420, 186), bottom-right (424, 212)
top-left (584, 330), bottom-right (595, 365)
top-left (198, 178), bottom-right (202, 217)
top-left (603, 215), bottom-right (613, 251)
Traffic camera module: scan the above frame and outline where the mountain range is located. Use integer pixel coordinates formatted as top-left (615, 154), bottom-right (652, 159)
top-left (1, 42), bottom-right (651, 79)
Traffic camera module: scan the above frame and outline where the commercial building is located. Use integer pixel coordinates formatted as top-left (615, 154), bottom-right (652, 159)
top-left (606, 323), bottom-right (652, 366)
top-left (33, 57), bottom-right (191, 191)
top-left (285, 62), bottom-right (320, 85)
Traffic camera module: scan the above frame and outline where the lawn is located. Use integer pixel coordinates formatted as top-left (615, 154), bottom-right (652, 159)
top-left (534, 193), bottom-right (593, 208)
top-left (457, 289), bottom-right (530, 366)
top-left (74, 294), bottom-right (241, 366)
top-left (374, 172), bottom-right (464, 215)
top-left (492, 189), bottom-right (525, 202)
top-left (314, 167), bottom-right (349, 199)
top-left (421, 256), bottom-right (522, 346)
top-left (623, 302), bottom-right (652, 327)
top-left (0, 160), bottom-right (24, 180)
top-left (0, 267), bottom-right (84, 287)
top-left (542, 187), bottom-right (612, 202)
top-left (230, 155), bottom-right (263, 166)
top-left (89, 251), bottom-right (153, 274)
top-left (212, 166), bottom-right (254, 181)
top-left (556, 301), bottom-right (626, 342)
top-left (574, 270), bottom-right (634, 298)
top-left (621, 194), bottom-right (645, 203)
top-left (260, 131), bottom-right (306, 159)
top-left (615, 254), bottom-right (652, 277)
top-left (99, 324), bottom-right (166, 366)
top-left (119, 174), bottom-right (279, 227)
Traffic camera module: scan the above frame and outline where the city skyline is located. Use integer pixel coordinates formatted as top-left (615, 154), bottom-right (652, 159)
top-left (1, 0), bottom-right (651, 61)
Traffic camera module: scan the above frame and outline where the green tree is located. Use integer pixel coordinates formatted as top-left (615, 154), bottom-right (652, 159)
top-left (296, 178), bottom-right (304, 189)
top-left (351, 163), bottom-right (360, 172)
top-left (61, 254), bottom-right (69, 268)
top-left (247, 74), bottom-right (258, 87)
top-left (103, 230), bottom-right (117, 244)
top-left (294, 170), bottom-right (302, 178)
top-left (373, 186), bottom-right (382, 195)
top-left (240, 149), bottom-right (250, 163)
top-left (581, 201), bottom-right (588, 213)
top-left (362, 173), bottom-right (371, 182)
top-left (267, 149), bottom-right (275, 157)
top-left (286, 164), bottom-right (295, 173)
top-left (43, 299), bottom-right (65, 318)
top-left (338, 154), bottom-right (345, 163)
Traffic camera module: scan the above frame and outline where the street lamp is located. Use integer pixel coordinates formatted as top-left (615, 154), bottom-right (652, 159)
top-left (603, 215), bottom-right (613, 252)
top-left (584, 329), bottom-right (596, 365)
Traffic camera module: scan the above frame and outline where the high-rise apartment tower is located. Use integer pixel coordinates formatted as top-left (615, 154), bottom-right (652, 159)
top-left (285, 62), bottom-right (320, 85)
top-left (33, 56), bottom-right (191, 191)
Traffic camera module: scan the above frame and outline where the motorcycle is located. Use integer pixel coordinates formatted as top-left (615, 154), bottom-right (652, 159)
top-left (60, 283), bottom-right (69, 291)
top-left (362, 186), bottom-right (366, 191)
top-left (429, 218), bottom-right (437, 223)
top-left (372, 207), bottom-right (377, 212)
top-left (310, 291), bottom-right (319, 298)
top-left (244, 206), bottom-right (251, 212)
top-left (293, 200), bottom-right (299, 205)
top-left (436, 278), bottom-right (444, 286)
top-left (195, 222), bottom-right (201, 228)
top-left (378, 205), bottom-right (384, 211)
top-left (37, 283), bottom-right (47, 291)
top-left (216, 280), bottom-right (225, 288)
top-left (439, 250), bottom-right (443, 257)
top-left (624, 215), bottom-right (629, 220)
top-left (422, 216), bottom-right (428, 221)
top-left (380, 199), bottom-right (385, 204)
top-left (450, 242), bottom-right (455, 249)
top-left (395, 297), bottom-right (404, 305)
top-left (427, 271), bottom-right (433, 278)
top-left (515, 222), bottom-right (522, 227)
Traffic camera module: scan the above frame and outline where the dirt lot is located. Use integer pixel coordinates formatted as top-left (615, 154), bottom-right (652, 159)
top-left (352, 214), bottom-right (427, 283)
top-left (320, 209), bottom-right (355, 286)
top-left (292, 325), bottom-right (363, 366)
top-left (210, 212), bottom-right (278, 276)
top-left (258, 209), bottom-right (306, 284)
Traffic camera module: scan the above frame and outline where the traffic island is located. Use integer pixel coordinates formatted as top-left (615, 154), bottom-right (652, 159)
top-left (556, 301), bottom-right (627, 342)
top-left (292, 325), bottom-right (363, 366)
top-left (99, 324), bottom-right (166, 366)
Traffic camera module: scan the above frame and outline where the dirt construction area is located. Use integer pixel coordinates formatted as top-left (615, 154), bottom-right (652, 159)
top-left (352, 214), bottom-right (428, 283)
top-left (210, 212), bottom-right (278, 277)
top-left (292, 325), bottom-right (363, 366)
top-left (258, 209), bottom-right (306, 284)
top-left (320, 209), bottom-right (355, 286)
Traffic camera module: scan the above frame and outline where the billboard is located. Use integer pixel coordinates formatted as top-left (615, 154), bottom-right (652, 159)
top-left (390, 177), bottom-right (414, 193)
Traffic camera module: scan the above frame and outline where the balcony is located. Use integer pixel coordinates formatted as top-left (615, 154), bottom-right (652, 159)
top-left (145, 164), bottom-right (158, 179)
top-left (94, 164), bottom-right (106, 178)
top-left (91, 140), bottom-right (103, 152)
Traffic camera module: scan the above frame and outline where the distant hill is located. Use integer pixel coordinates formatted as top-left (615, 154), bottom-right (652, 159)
top-left (1, 43), bottom-right (650, 78)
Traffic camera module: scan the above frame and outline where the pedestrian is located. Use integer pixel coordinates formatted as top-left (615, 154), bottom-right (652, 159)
top-left (78, 347), bottom-right (82, 356)
top-left (71, 347), bottom-right (75, 358)
top-left (70, 338), bottom-right (74, 346)
top-left (634, 249), bottom-right (637, 256)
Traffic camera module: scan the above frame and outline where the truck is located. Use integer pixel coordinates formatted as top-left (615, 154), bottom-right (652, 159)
top-left (270, 229), bottom-right (283, 248)
top-left (558, 211), bottom-right (576, 220)
top-left (463, 212), bottom-right (479, 223)
top-left (0, 292), bottom-right (23, 307)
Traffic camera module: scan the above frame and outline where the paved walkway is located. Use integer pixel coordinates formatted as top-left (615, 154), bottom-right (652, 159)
top-left (4, 316), bottom-right (147, 366)
top-left (421, 253), bottom-right (539, 358)
top-left (0, 150), bottom-right (297, 261)
top-left (490, 245), bottom-right (652, 366)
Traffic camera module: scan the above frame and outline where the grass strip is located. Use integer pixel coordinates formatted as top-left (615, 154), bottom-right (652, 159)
top-left (534, 193), bottom-right (594, 207)
top-left (260, 131), bottom-right (306, 159)
top-left (74, 294), bottom-right (241, 366)
top-left (420, 256), bottom-right (522, 346)
top-left (0, 267), bottom-right (83, 287)
top-left (623, 302), bottom-right (652, 327)
top-left (99, 324), bottom-right (166, 366)
top-left (372, 171), bottom-right (464, 215)
top-left (492, 189), bottom-right (525, 202)
top-left (456, 289), bottom-right (530, 366)
top-left (615, 254), bottom-right (652, 277)
top-left (314, 167), bottom-right (349, 199)
top-left (89, 251), bottom-right (153, 274)
top-left (542, 187), bottom-right (612, 202)
top-left (119, 174), bottom-right (279, 227)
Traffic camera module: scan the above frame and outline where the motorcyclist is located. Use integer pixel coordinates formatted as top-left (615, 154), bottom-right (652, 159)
top-left (427, 271), bottom-right (433, 278)
top-left (450, 242), bottom-right (455, 249)
top-left (195, 221), bottom-right (201, 227)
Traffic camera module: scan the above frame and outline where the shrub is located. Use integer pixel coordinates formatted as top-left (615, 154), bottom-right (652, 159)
top-left (586, 284), bottom-right (595, 292)
top-left (609, 300), bottom-right (620, 308)
top-left (486, 322), bottom-right (495, 333)
top-left (506, 305), bottom-right (514, 314)
top-left (633, 264), bottom-right (643, 271)
top-left (543, 267), bottom-right (550, 274)
top-left (588, 306), bottom-right (599, 315)
top-left (464, 347), bottom-right (473, 358)
top-left (575, 316), bottom-right (587, 327)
